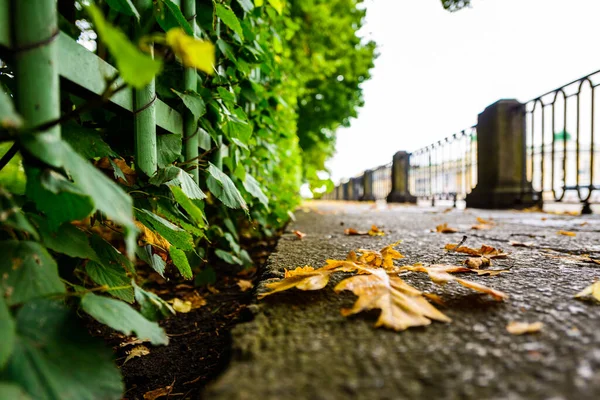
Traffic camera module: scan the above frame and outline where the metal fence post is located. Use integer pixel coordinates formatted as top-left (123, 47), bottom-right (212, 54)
top-left (465, 99), bottom-right (540, 209)
top-left (360, 169), bottom-right (376, 201)
top-left (387, 151), bottom-right (417, 203)
top-left (133, 0), bottom-right (157, 177)
top-left (13, 0), bottom-right (61, 166)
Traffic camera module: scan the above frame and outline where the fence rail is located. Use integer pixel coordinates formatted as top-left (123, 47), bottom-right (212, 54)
top-left (327, 70), bottom-right (600, 213)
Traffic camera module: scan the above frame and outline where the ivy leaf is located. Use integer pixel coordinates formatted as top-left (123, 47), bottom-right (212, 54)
top-left (243, 174), bottom-right (269, 208)
top-left (236, 0), bottom-right (255, 13)
top-left (267, 0), bottom-right (285, 15)
top-left (157, 133), bottom-right (182, 167)
top-left (5, 299), bottom-right (123, 400)
top-left (151, 166), bottom-right (206, 200)
top-left (133, 281), bottom-right (175, 321)
top-left (25, 167), bottom-right (94, 230)
top-left (0, 87), bottom-right (23, 129)
top-left (0, 297), bottom-right (15, 368)
top-left (61, 122), bottom-right (117, 160)
top-left (0, 241), bottom-right (65, 306)
top-left (169, 246), bottom-right (193, 279)
top-left (81, 293), bottom-right (169, 345)
top-left (87, 4), bottom-right (162, 89)
top-left (86, 261), bottom-right (135, 303)
top-left (215, 4), bottom-right (244, 40)
top-left (154, 0), bottom-right (193, 36)
top-left (136, 209), bottom-right (194, 251)
top-left (105, 0), bottom-right (140, 21)
top-left (33, 217), bottom-right (98, 260)
top-left (166, 28), bottom-right (215, 74)
top-left (170, 186), bottom-right (207, 228)
top-left (172, 89), bottom-right (206, 122)
top-left (206, 162), bottom-right (247, 211)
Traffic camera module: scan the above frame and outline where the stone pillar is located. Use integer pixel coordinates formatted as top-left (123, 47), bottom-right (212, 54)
top-left (342, 181), bottom-right (350, 200)
top-left (336, 185), bottom-right (343, 200)
top-left (465, 99), bottom-right (541, 209)
top-left (360, 170), bottom-right (376, 201)
top-left (387, 151), bottom-right (417, 203)
top-left (347, 178), bottom-right (356, 200)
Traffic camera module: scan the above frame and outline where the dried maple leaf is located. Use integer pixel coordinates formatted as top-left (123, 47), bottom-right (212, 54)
top-left (426, 270), bottom-right (508, 301)
top-left (368, 225), bottom-right (385, 236)
top-left (258, 266), bottom-right (334, 299)
top-left (293, 230), bottom-right (306, 239)
top-left (506, 321), bottom-right (543, 335)
top-left (477, 217), bottom-right (495, 225)
top-left (445, 243), bottom-right (507, 258)
top-left (436, 223), bottom-right (458, 233)
top-left (124, 345), bottom-right (150, 364)
top-left (558, 230), bottom-right (576, 237)
top-left (574, 281), bottom-right (600, 302)
top-left (355, 241), bottom-right (404, 269)
top-left (464, 257), bottom-right (491, 269)
top-left (237, 279), bottom-right (254, 292)
top-left (423, 292), bottom-right (446, 306)
top-left (334, 268), bottom-right (451, 331)
top-left (344, 228), bottom-right (368, 235)
top-left (509, 240), bottom-right (534, 247)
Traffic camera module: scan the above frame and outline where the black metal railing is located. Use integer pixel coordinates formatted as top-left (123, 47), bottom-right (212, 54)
top-left (524, 69), bottom-right (600, 211)
top-left (372, 163), bottom-right (391, 200)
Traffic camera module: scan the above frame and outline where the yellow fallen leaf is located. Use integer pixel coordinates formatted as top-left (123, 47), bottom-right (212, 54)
top-left (423, 292), bottom-right (446, 306)
top-left (258, 266), bottom-right (334, 299)
top-left (436, 223), bottom-right (458, 233)
top-left (506, 321), bottom-right (543, 335)
top-left (464, 257), bottom-right (491, 269)
top-left (334, 268), bottom-right (451, 331)
top-left (445, 243), bottom-right (507, 258)
top-left (574, 281), bottom-right (600, 302)
top-left (135, 221), bottom-right (171, 250)
top-left (124, 345), bottom-right (150, 364)
top-left (171, 298), bottom-right (192, 313)
top-left (237, 279), bottom-right (254, 292)
top-left (165, 28), bottom-right (215, 74)
top-left (471, 224), bottom-right (492, 230)
top-left (344, 227), bottom-right (367, 235)
top-left (426, 270), bottom-right (508, 301)
top-left (477, 217), bottom-right (495, 225)
top-left (558, 230), bottom-right (576, 237)
top-left (293, 230), bottom-right (306, 239)
top-left (368, 225), bottom-right (385, 236)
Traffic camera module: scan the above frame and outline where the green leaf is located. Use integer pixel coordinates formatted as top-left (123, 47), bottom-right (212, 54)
top-left (133, 281), bottom-right (175, 321)
top-left (243, 174), bottom-right (269, 207)
top-left (87, 4), bottom-right (162, 89)
top-left (267, 0), bottom-right (284, 15)
top-left (60, 142), bottom-right (137, 256)
top-left (236, 0), bottom-right (255, 13)
top-left (156, 201), bottom-right (204, 237)
top-left (172, 89), bottom-right (206, 122)
top-left (0, 383), bottom-right (31, 400)
top-left (169, 246), bottom-right (193, 279)
top-left (81, 293), bottom-right (169, 345)
top-left (0, 297), bottom-right (16, 368)
top-left (4, 299), bottom-right (123, 400)
top-left (25, 167), bottom-right (94, 230)
top-left (0, 241), bottom-right (65, 306)
top-left (217, 87), bottom-right (236, 106)
top-left (33, 217), bottom-right (98, 260)
top-left (170, 186), bottom-right (206, 228)
top-left (0, 189), bottom-right (38, 239)
top-left (0, 88), bottom-right (23, 129)
top-left (215, 4), bottom-right (244, 40)
top-left (157, 134), bottom-right (182, 168)
top-left (254, 0), bottom-right (264, 7)
top-left (206, 162), bottom-right (247, 211)
top-left (86, 261), bottom-right (134, 303)
top-left (150, 166), bottom-right (206, 200)
top-left (61, 122), bottom-right (117, 160)
top-left (154, 0), bottom-right (193, 36)
top-left (90, 235), bottom-right (135, 275)
top-left (216, 38), bottom-right (236, 62)
top-left (215, 249), bottom-right (243, 265)
top-left (136, 209), bottom-right (194, 251)
top-left (105, 0), bottom-right (140, 21)
top-left (136, 246), bottom-right (167, 278)
top-left (198, 127), bottom-right (212, 151)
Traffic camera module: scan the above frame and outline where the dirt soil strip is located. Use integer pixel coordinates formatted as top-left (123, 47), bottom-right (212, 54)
top-left (204, 202), bottom-right (600, 400)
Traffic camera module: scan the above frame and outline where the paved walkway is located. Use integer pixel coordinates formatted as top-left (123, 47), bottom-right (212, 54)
top-left (206, 201), bottom-right (600, 400)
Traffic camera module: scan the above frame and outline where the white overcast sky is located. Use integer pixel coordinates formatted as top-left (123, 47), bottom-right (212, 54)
top-left (326, 0), bottom-right (600, 183)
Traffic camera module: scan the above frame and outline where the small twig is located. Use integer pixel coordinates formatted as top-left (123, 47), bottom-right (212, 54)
top-left (432, 235), bottom-right (467, 264)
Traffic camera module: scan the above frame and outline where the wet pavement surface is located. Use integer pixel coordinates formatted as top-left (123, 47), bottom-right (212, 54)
top-left (205, 201), bottom-right (600, 400)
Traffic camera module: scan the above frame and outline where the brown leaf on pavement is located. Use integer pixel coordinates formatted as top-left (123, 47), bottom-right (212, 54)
top-left (258, 266), bottom-right (334, 299)
top-left (344, 227), bottom-right (368, 235)
top-left (334, 268), bottom-right (451, 331)
top-left (293, 230), bottom-right (306, 239)
top-left (477, 217), bottom-right (495, 225)
top-left (506, 321), bottom-right (543, 335)
top-left (464, 257), bottom-right (491, 269)
top-left (445, 243), bottom-right (508, 258)
top-left (557, 230), bottom-right (576, 237)
top-left (574, 281), bottom-right (600, 302)
top-left (368, 225), bottom-right (385, 236)
top-left (237, 279), bottom-right (254, 292)
top-left (436, 223), bottom-right (458, 233)
top-left (509, 240), bottom-right (535, 247)
top-left (426, 270), bottom-right (509, 301)
top-left (474, 269), bottom-right (510, 276)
